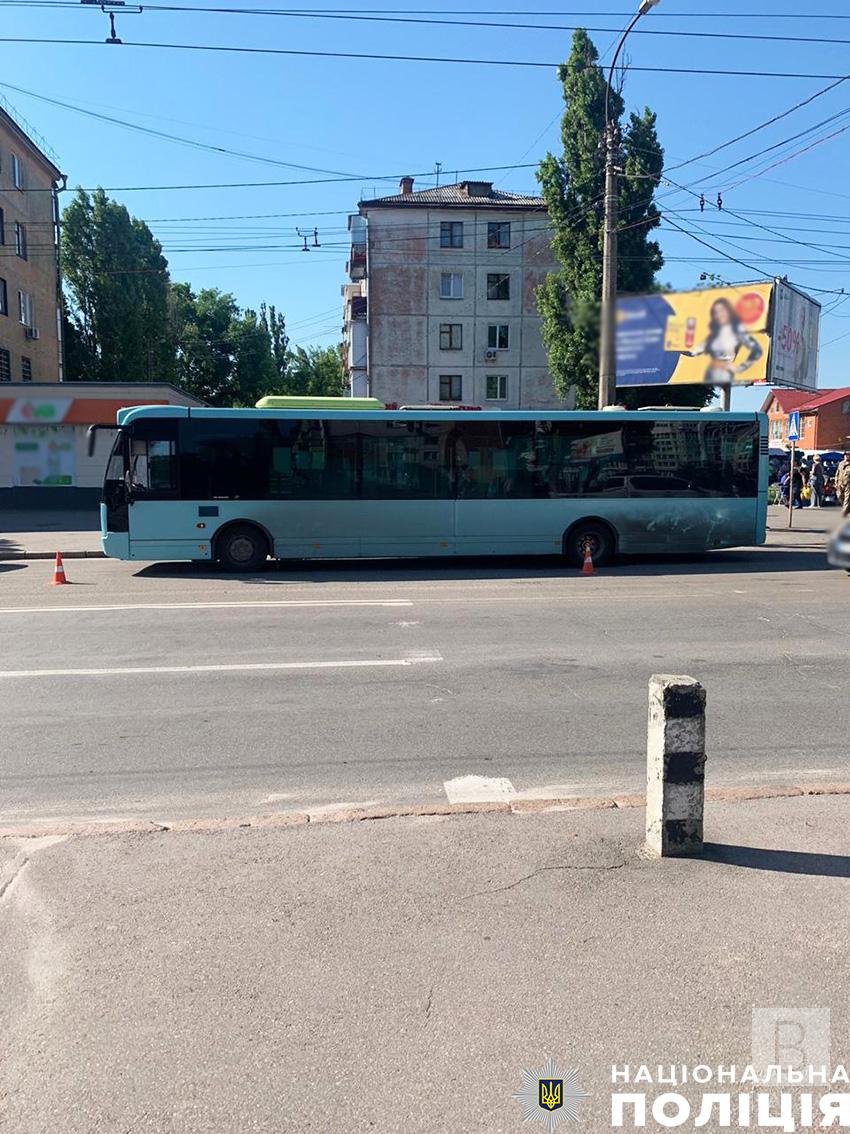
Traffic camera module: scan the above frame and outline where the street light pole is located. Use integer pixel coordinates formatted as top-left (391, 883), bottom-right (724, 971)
top-left (598, 0), bottom-right (661, 411)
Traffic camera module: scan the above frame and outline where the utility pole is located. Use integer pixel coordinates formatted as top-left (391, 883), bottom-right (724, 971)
top-left (598, 121), bottom-right (620, 410)
top-left (597, 0), bottom-right (661, 411)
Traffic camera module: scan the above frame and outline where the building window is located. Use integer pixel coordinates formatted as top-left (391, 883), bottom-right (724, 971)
top-left (487, 324), bottom-right (509, 350)
top-left (18, 290), bottom-right (33, 327)
top-left (11, 153), bottom-right (22, 190)
top-left (440, 221), bottom-right (463, 248)
top-left (439, 323), bottom-right (463, 350)
top-left (487, 222), bottom-right (511, 249)
top-left (440, 271), bottom-right (464, 299)
top-left (843, 400), bottom-right (850, 416)
top-left (14, 222), bottom-right (26, 260)
top-left (21, 356), bottom-right (32, 382)
top-left (0, 207), bottom-right (4, 245)
top-left (0, 278), bottom-right (7, 317)
top-left (0, 347), bottom-right (10, 382)
top-left (770, 418), bottom-right (783, 439)
top-left (486, 375), bottom-right (508, 401)
top-left (439, 375), bottom-right (462, 401)
top-left (487, 273), bottom-right (510, 301)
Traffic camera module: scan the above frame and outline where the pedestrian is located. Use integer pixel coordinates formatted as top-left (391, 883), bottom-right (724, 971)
top-left (835, 451), bottom-right (850, 516)
top-left (778, 470), bottom-right (791, 507)
top-left (791, 465), bottom-right (804, 509)
top-left (810, 458), bottom-right (825, 508)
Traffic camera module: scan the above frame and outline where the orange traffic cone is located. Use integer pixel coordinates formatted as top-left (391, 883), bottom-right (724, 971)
top-left (581, 540), bottom-right (595, 576)
top-left (51, 551), bottom-right (68, 585)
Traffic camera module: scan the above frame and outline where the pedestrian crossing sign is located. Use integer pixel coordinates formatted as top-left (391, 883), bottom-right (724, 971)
top-left (787, 411), bottom-right (800, 442)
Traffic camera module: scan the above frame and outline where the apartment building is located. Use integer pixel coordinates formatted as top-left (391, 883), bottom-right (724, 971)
top-left (0, 101), bottom-right (64, 385)
top-left (342, 177), bottom-right (570, 408)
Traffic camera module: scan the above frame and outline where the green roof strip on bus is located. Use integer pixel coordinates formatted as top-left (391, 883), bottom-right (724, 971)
top-left (255, 396), bottom-right (385, 411)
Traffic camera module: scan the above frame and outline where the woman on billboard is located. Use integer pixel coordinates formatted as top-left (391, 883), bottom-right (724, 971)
top-left (684, 298), bottom-right (763, 383)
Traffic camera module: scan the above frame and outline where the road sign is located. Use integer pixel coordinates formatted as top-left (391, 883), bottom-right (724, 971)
top-left (787, 410), bottom-right (800, 442)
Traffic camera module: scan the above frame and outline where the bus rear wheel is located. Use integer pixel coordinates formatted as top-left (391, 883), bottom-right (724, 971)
top-left (216, 524), bottom-right (269, 572)
top-left (563, 521), bottom-right (615, 568)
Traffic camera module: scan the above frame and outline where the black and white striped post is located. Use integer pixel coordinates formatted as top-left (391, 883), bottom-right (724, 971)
top-left (645, 675), bottom-right (707, 858)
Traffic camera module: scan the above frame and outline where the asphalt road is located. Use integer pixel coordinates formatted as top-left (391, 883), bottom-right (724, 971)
top-left (1, 509), bottom-right (847, 826)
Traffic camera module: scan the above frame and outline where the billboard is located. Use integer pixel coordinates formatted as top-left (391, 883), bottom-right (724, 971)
top-left (616, 283), bottom-right (773, 388)
top-left (768, 278), bottom-right (820, 391)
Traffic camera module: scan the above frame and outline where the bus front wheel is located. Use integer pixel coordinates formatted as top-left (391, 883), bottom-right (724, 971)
top-left (563, 521), bottom-right (615, 568)
top-left (215, 524), bottom-right (269, 572)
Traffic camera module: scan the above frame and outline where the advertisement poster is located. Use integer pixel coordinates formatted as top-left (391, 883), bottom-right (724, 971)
top-left (616, 283), bottom-right (773, 388)
top-left (768, 279), bottom-right (820, 391)
top-left (12, 427), bottom-right (75, 487)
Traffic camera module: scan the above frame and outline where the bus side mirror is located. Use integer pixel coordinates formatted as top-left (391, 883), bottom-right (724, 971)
top-left (86, 424), bottom-right (98, 457)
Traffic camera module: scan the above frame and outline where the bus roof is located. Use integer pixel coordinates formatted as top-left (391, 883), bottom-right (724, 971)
top-left (255, 396), bottom-right (385, 411)
top-left (115, 404), bottom-right (764, 427)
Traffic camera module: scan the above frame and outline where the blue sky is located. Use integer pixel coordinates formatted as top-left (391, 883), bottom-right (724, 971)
top-left (3, 0), bottom-right (850, 410)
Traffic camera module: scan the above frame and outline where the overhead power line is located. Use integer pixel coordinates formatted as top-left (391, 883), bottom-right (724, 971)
top-left (18, 162), bottom-right (539, 193)
top-left (11, 1), bottom-right (850, 47)
top-left (5, 4), bottom-right (850, 16)
top-left (0, 80), bottom-right (367, 177)
top-left (5, 37), bottom-right (850, 81)
top-left (664, 76), bottom-right (850, 175)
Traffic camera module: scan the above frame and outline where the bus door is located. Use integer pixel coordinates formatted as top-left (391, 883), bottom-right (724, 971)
top-left (124, 421), bottom-right (197, 558)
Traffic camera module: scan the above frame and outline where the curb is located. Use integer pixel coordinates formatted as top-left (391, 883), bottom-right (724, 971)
top-left (0, 550), bottom-right (105, 561)
top-left (2, 782), bottom-right (848, 840)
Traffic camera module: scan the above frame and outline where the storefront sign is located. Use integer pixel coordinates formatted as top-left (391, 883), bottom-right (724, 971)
top-left (6, 398), bottom-right (73, 424)
top-left (11, 427), bottom-right (75, 486)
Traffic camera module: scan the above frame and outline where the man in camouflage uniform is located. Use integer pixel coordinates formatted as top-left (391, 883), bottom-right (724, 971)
top-left (835, 452), bottom-right (850, 517)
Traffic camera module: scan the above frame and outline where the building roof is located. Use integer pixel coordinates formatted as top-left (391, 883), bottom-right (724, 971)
top-left (761, 386), bottom-right (850, 414)
top-left (760, 389), bottom-right (814, 413)
top-left (360, 179), bottom-right (546, 211)
top-left (797, 386), bottom-right (850, 412)
top-left (0, 104), bottom-right (63, 181)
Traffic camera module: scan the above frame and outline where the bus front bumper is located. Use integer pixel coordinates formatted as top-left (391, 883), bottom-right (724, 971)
top-left (102, 531), bottom-right (130, 559)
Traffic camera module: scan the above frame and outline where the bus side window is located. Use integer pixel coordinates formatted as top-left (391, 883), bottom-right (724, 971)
top-left (130, 438), bottom-right (177, 496)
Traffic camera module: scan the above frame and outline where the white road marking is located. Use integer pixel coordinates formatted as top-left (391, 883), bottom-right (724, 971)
top-left (0, 599), bottom-right (414, 616)
top-left (0, 651), bottom-right (444, 680)
top-left (443, 775), bottom-right (517, 804)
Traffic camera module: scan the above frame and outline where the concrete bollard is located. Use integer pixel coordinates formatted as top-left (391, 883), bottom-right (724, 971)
top-left (645, 674), bottom-right (707, 858)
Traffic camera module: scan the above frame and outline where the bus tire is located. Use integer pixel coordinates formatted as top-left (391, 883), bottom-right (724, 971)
top-left (215, 523), bottom-right (270, 572)
top-left (563, 520), bottom-right (615, 568)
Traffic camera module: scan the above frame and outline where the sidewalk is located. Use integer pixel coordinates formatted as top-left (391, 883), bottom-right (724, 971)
top-left (1, 793), bottom-right (847, 1133)
top-left (0, 509), bottom-right (102, 559)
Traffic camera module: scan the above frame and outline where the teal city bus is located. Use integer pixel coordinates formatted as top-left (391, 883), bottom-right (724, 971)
top-left (94, 404), bottom-right (768, 570)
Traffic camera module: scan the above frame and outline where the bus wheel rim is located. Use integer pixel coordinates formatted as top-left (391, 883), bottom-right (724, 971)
top-left (229, 537), bottom-right (256, 563)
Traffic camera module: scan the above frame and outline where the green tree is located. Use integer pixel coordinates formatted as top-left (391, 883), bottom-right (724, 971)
top-left (168, 286), bottom-right (283, 406)
top-left (261, 303), bottom-right (289, 387)
top-left (231, 307), bottom-right (278, 405)
top-left (284, 345), bottom-right (346, 397)
top-left (169, 285), bottom-right (238, 405)
top-left (61, 188), bottom-right (171, 382)
top-left (537, 30), bottom-right (713, 410)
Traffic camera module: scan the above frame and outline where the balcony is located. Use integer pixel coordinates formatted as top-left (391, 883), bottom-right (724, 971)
top-left (347, 243), bottom-right (367, 280)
